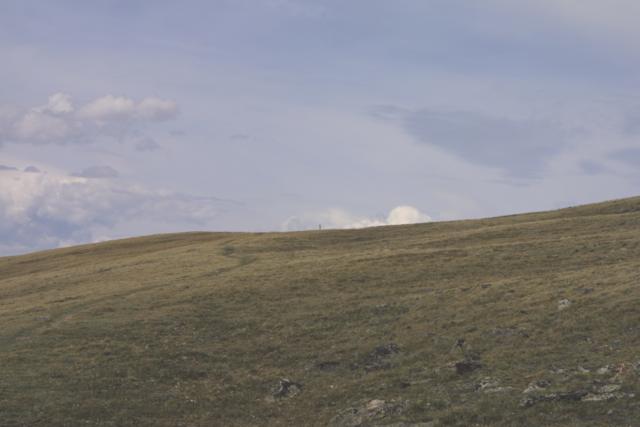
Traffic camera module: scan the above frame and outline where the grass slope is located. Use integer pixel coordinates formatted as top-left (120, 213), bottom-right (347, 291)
top-left (2, 197), bottom-right (640, 426)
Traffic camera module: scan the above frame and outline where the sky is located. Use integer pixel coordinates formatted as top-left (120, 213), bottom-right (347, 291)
top-left (2, 0), bottom-right (640, 255)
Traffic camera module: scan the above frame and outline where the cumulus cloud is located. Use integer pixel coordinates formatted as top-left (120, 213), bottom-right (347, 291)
top-left (137, 98), bottom-right (180, 121)
top-left (283, 205), bottom-right (431, 231)
top-left (77, 95), bottom-right (178, 122)
top-left (78, 95), bottom-right (136, 121)
top-left (386, 205), bottom-right (432, 225)
top-left (72, 165), bottom-right (120, 179)
top-left (42, 93), bottom-right (74, 114)
top-left (0, 169), bottom-right (233, 256)
top-left (13, 110), bottom-right (71, 142)
top-left (0, 93), bottom-right (178, 146)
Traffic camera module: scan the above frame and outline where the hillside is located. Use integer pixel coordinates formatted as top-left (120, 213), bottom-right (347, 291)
top-left (2, 197), bottom-right (640, 426)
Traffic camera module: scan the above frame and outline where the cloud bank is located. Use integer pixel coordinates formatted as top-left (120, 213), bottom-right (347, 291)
top-left (72, 165), bottom-right (120, 179)
top-left (283, 205), bottom-right (431, 231)
top-left (0, 168), bottom-right (231, 255)
top-left (0, 93), bottom-right (178, 146)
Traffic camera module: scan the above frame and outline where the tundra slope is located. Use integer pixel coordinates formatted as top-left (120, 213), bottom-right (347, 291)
top-left (2, 197), bottom-right (640, 426)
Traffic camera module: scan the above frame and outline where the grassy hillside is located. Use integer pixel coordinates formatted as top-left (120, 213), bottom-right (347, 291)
top-left (2, 197), bottom-right (640, 426)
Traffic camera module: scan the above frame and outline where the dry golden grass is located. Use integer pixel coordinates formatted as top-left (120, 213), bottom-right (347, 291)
top-left (2, 197), bottom-right (640, 426)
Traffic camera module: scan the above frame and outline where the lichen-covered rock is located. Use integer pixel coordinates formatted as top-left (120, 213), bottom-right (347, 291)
top-left (523, 379), bottom-right (551, 394)
top-left (557, 299), bottom-right (572, 311)
top-left (475, 377), bottom-right (513, 393)
top-left (519, 390), bottom-right (588, 407)
top-left (271, 378), bottom-right (302, 399)
top-left (330, 399), bottom-right (408, 427)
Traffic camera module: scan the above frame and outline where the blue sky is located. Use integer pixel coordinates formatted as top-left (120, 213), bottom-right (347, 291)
top-left (2, 0), bottom-right (640, 255)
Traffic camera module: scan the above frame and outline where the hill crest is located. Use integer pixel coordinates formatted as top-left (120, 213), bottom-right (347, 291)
top-left (2, 196), bottom-right (640, 426)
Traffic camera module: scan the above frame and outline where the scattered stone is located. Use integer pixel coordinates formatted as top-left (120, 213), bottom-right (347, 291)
top-left (271, 378), bottom-right (302, 399)
top-left (582, 392), bottom-right (617, 402)
top-left (599, 384), bottom-right (622, 394)
top-left (579, 383), bottom-right (628, 403)
top-left (558, 299), bottom-right (572, 311)
top-left (523, 379), bottom-right (551, 394)
top-left (367, 399), bottom-right (386, 411)
top-left (476, 377), bottom-right (499, 391)
top-left (475, 377), bottom-right (513, 393)
top-left (577, 366), bottom-right (590, 374)
top-left (597, 365), bottom-right (612, 375)
top-left (383, 422), bottom-right (436, 427)
top-left (519, 396), bottom-right (537, 408)
top-left (520, 390), bottom-right (588, 407)
top-left (330, 399), bottom-right (408, 427)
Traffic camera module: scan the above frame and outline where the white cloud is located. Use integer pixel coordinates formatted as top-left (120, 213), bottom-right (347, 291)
top-left (283, 205), bottom-right (431, 231)
top-left (78, 95), bottom-right (178, 122)
top-left (386, 205), bottom-right (432, 225)
top-left (0, 93), bottom-right (178, 146)
top-left (78, 95), bottom-right (136, 121)
top-left (0, 168), bottom-right (232, 255)
top-left (41, 93), bottom-right (74, 115)
top-left (71, 165), bottom-right (120, 179)
top-left (13, 111), bottom-right (71, 142)
top-left (137, 97), bottom-right (180, 121)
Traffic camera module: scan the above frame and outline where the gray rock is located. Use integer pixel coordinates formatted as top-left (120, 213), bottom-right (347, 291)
top-left (599, 384), bottom-right (622, 394)
top-left (381, 422), bottom-right (436, 427)
top-left (519, 396), bottom-right (537, 408)
top-left (581, 383), bottom-right (631, 402)
top-left (475, 377), bottom-right (513, 393)
top-left (582, 392), bottom-right (617, 402)
top-left (330, 399), bottom-right (408, 427)
top-left (523, 379), bottom-right (551, 394)
top-left (520, 390), bottom-right (588, 407)
top-left (558, 299), bottom-right (572, 311)
top-left (272, 378), bottom-right (302, 399)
